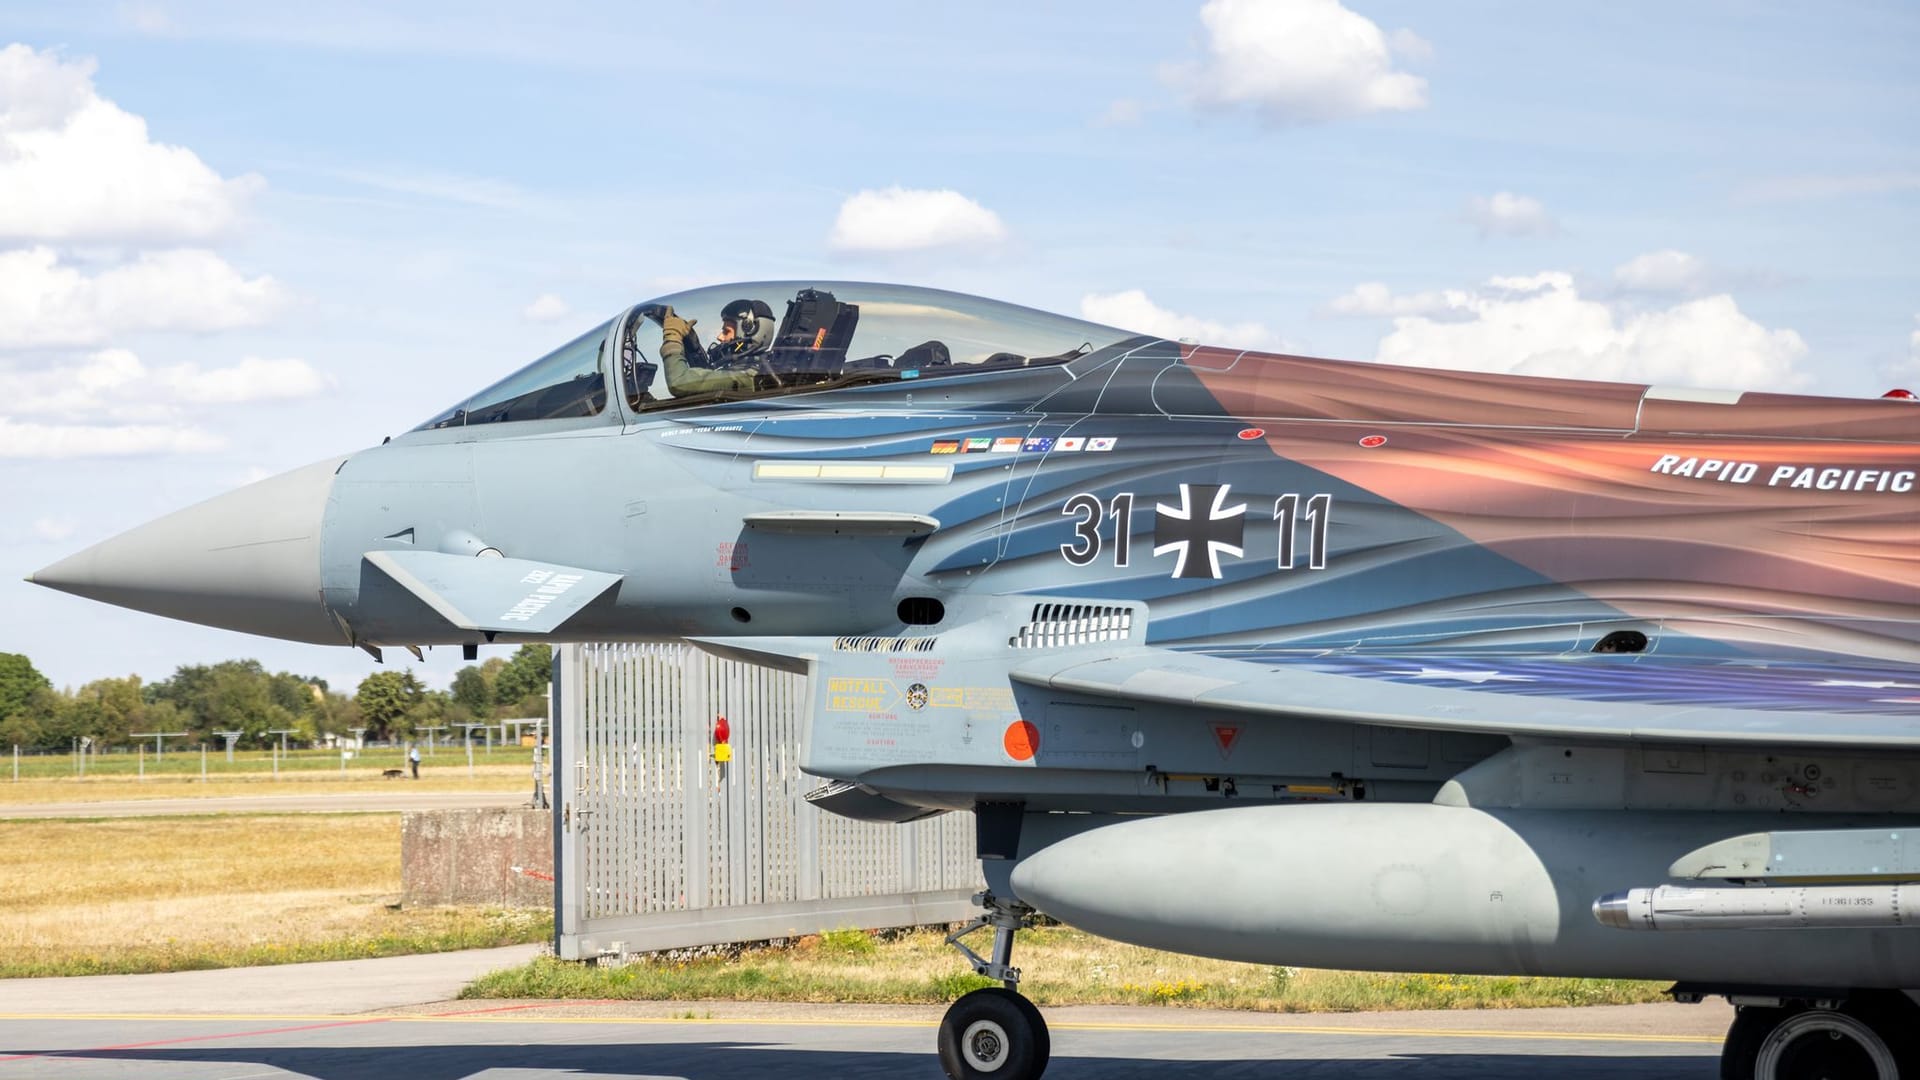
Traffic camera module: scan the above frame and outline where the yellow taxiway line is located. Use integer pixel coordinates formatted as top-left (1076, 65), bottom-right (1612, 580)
top-left (0, 1011), bottom-right (1723, 1045)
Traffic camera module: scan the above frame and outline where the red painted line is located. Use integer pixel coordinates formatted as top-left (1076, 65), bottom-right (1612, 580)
top-left (0, 1018), bottom-right (386, 1065)
top-left (424, 1002), bottom-right (571, 1017)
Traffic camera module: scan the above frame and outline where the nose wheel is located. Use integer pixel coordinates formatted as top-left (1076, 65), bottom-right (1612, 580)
top-left (939, 987), bottom-right (1049, 1079)
top-left (940, 892), bottom-right (1050, 1080)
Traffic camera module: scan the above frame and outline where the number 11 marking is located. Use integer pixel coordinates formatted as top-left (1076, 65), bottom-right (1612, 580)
top-left (1273, 493), bottom-right (1332, 570)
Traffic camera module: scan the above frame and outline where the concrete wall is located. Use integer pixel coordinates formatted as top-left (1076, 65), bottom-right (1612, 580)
top-left (402, 808), bottom-right (552, 907)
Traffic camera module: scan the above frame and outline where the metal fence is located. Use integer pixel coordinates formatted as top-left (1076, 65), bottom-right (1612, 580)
top-left (553, 643), bottom-right (981, 960)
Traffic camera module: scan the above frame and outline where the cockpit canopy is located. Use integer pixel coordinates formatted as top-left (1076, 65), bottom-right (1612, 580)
top-left (416, 282), bottom-right (1135, 431)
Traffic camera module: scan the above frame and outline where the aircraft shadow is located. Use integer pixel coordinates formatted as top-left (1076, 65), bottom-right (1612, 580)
top-left (6, 1041), bottom-right (1717, 1079)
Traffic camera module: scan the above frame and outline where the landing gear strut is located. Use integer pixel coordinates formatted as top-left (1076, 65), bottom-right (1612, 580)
top-left (939, 891), bottom-right (1050, 1080)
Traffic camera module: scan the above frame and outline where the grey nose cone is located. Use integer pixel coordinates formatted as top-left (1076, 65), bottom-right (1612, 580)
top-left (1592, 891), bottom-right (1632, 930)
top-left (29, 455), bottom-right (350, 645)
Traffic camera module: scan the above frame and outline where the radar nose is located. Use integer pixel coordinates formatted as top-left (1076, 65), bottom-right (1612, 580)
top-left (28, 455), bottom-right (350, 645)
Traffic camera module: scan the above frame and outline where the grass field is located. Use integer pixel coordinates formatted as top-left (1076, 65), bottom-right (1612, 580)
top-left (467, 926), bottom-right (1671, 1012)
top-left (0, 747), bottom-right (544, 804)
top-left (0, 814), bottom-right (549, 977)
top-left (6, 745), bottom-right (536, 779)
top-left (2, 811), bottom-right (1670, 1011)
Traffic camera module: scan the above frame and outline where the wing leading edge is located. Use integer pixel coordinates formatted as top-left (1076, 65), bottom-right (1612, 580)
top-left (1013, 646), bottom-right (1920, 750)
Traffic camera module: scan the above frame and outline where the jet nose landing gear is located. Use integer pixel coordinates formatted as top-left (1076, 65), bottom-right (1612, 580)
top-left (939, 987), bottom-right (1049, 1079)
top-left (940, 892), bottom-right (1050, 1080)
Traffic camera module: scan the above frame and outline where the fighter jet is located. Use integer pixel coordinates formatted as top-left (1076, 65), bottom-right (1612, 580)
top-left (32, 281), bottom-right (1920, 1080)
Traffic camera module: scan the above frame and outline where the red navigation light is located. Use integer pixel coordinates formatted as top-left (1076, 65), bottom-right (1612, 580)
top-left (714, 716), bottom-right (731, 744)
top-left (1884, 389), bottom-right (1917, 400)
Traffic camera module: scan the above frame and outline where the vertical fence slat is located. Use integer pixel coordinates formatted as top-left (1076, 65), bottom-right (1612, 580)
top-left (557, 642), bottom-right (983, 957)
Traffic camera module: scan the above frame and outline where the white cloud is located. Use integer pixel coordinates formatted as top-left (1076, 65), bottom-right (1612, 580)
top-left (0, 348), bottom-right (329, 421)
top-left (1168, 0), bottom-right (1428, 125)
top-left (32, 516), bottom-right (77, 541)
top-left (1735, 172), bottom-right (1920, 204)
top-left (0, 246), bottom-right (285, 348)
top-left (1464, 192), bottom-right (1555, 237)
top-left (1388, 28), bottom-right (1434, 62)
top-left (331, 167), bottom-right (528, 211)
top-left (161, 355), bottom-right (329, 404)
top-left (1613, 250), bottom-right (1711, 295)
top-left (828, 187), bottom-right (1008, 254)
top-left (0, 44), bottom-right (262, 244)
top-left (118, 3), bottom-right (177, 35)
top-left (1081, 289), bottom-right (1280, 350)
top-left (1327, 281), bottom-right (1470, 318)
top-left (0, 418), bottom-right (223, 458)
top-left (1096, 99), bottom-right (1145, 127)
top-left (523, 293), bottom-right (570, 322)
top-left (1362, 272), bottom-right (1810, 390)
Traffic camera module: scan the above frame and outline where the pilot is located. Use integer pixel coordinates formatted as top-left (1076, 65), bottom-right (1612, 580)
top-left (659, 300), bottom-right (774, 396)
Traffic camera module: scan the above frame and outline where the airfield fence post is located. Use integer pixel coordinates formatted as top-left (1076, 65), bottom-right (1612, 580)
top-left (467, 737), bottom-right (475, 778)
top-left (273, 744), bottom-right (279, 778)
top-left (11, 745), bottom-right (16, 783)
top-left (138, 744), bottom-right (144, 780)
top-left (201, 745), bottom-right (207, 783)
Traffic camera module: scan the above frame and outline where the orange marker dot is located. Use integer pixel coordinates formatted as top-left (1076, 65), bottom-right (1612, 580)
top-left (1003, 721), bottom-right (1039, 762)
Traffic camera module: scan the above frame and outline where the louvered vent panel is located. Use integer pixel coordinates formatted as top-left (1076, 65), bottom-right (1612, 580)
top-left (832, 635), bottom-right (941, 653)
top-left (1010, 603), bottom-right (1135, 649)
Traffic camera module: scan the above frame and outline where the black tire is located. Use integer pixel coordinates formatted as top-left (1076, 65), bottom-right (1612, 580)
top-left (1722, 1006), bottom-right (1786, 1080)
top-left (938, 987), bottom-right (1048, 1080)
top-left (1009, 991), bottom-right (1050, 1077)
top-left (1843, 993), bottom-right (1920, 1077)
top-left (1751, 1007), bottom-right (1900, 1080)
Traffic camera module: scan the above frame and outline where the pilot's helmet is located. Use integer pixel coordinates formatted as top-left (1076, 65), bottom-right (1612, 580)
top-left (721, 299), bottom-right (776, 354)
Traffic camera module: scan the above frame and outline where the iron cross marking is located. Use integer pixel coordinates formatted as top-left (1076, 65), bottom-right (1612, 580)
top-left (1153, 482), bottom-right (1247, 579)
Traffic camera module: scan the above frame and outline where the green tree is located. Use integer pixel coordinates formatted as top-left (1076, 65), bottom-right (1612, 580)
top-left (0, 653), bottom-right (51, 728)
top-left (0, 683), bottom-right (64, 750)
top-left (310, 690), bottom-right (360, 743)
top-left (404, 690), bottom-right (453, 739)
top-left (355, 670), bottom-right (424, 740)
top-left (67, 676), bottom-right (147, 746)
top-left (450, 665), bottom-right (494, 715)
top-left (493, 644), bottom-right (553, 714)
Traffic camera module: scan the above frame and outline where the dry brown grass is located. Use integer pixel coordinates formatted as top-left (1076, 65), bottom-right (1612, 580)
top-left (0, 767), bottom-right (535, 804)
top-left (0, 815), bottom-right (548, 976)
top-left (472, 924), bottom-right (1671, 1011)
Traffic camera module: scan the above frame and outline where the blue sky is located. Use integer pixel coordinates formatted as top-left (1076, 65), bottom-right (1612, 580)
top-left (1, 0), bottom-right (1914, 694)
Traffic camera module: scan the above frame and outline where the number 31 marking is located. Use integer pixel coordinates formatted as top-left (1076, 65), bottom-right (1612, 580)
top-left (1060, 492), bottom-right (1132, 567)
top-left (1060, 490), bottom-right (1332, 570)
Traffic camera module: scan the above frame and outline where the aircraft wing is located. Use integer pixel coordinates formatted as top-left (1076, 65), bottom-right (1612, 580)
top-left (1012, 646), bottom-right (1920, 750)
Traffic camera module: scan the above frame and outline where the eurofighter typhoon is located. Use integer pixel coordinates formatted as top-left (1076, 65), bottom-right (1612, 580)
top-left (33, 282), bottom-right (1920, 1080)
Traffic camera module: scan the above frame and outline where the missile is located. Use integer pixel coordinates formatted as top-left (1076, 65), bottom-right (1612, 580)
top-left (1594, 884), bottom-right (1918, 931)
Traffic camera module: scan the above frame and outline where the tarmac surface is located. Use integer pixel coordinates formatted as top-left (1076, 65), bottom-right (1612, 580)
top-left (0, 789), bottom-right (527, 819)
top-left (0, 948), bottom-right (1732, 1079)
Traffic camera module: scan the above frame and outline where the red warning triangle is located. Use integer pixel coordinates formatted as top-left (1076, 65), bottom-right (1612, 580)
top-left (1212, 725), bottom-right (1242, 757)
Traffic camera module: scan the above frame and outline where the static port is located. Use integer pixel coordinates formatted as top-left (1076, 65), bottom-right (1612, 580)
top-left (730, 607), bottom-right (751, 623)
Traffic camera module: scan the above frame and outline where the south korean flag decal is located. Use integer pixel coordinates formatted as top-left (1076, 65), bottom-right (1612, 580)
top-left (1153, 482), bottom-right (1247, 579)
